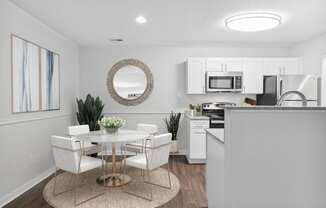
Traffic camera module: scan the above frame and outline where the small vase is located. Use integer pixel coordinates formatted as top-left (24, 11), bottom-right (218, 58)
top-left (104, 127), bottom-right (118, 134)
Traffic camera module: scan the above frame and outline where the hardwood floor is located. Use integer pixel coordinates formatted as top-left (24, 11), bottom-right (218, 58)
top-left (4, 156), bottom-right (207, 208)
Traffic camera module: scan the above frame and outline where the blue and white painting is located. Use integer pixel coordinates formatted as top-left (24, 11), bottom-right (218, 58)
top-left (12, 35), bottom-right (60, 113)
top-left (12, 36), bottom-right (40, 113)
top-left (40, 48), bottom-right (60, 110)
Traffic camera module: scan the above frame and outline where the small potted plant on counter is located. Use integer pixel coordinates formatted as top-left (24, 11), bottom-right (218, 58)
top-left (164, 111), bottom-right (181, 153)
top-left (195, 104), bottom-right (202, 116)
top-left (98, 117), bottom-right (126, 134)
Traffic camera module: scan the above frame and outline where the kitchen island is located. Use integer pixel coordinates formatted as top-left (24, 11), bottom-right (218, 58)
top-left (206, 106), bottom-right (326, 208)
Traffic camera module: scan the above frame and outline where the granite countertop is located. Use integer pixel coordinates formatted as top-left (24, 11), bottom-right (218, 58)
top-left (225, 106), bottom-right (326, 111)
top-left (185, 113), bottom-right (209, 120)
top-left (206, 129), bottom-right (224, 143)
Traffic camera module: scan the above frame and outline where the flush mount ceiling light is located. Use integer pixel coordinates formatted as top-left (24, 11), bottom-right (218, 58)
top-left (135, 15), bottom-right (147, 24)
top-left (225, 12), bottom-right (281, 32)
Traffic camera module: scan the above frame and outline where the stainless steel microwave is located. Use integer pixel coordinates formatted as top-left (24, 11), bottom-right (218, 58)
top-left (206, 71), bottom-right (243, 92)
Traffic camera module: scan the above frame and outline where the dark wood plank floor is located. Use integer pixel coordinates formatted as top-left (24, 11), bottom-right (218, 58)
top-left (4, 155), bottom-right (207, 208)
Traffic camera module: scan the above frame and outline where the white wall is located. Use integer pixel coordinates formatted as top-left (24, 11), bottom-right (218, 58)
top-left (79, 45), bottom-right (290, 152)
top-left (290, 33), bottom-right (326, 75)
top-left (0, 1), bottom-right (79, 206)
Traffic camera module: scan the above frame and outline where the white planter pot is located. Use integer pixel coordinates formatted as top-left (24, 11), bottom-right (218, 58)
top-left (170, 140), bottom-right (178, 153)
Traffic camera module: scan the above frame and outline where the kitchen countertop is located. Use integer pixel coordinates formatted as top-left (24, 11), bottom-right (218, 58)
top-left (185, 113), bottom-right (209, 120)
top-left (225, 106), bottom-right (326, 111)
top-left (206, 129), bottom-right (224, 143)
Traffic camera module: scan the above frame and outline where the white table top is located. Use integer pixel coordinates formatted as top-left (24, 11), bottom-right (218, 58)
top-left (75, 129), bottom-right (150, 144)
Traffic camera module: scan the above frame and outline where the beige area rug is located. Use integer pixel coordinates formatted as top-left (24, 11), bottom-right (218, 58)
top-left (43, 165), bottom-right (181, 208)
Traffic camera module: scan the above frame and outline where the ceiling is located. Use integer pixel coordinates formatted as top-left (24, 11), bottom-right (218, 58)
top-left (10, 0), bottom-right (326, 46)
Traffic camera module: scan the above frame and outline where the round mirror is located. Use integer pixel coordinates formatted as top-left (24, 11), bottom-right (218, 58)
top-left (113, 65), bottom-right (147, 100)
top-left (107, 59), bottom-right (153, 106)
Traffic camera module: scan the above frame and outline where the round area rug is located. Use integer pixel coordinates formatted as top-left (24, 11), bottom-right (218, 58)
top-left (43, 165), bottom-right (181, 208)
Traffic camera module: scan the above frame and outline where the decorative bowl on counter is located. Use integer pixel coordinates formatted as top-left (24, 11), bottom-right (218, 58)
top-left (98, 117), bottom-right (126, 134)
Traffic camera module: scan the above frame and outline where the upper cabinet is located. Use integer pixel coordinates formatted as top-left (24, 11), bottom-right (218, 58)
top-left (187, 58), bottom-right (206, 94)
top-left (223, 58), bottom-right (244, 72)
top-left (242, 58), bottom-right (264, 94)
top-left (186, 57), bottom-right (303, 95)
top-left (206, 58), bottom-right (224, 71)
top-left (206, 58), bottom-right (243, 72)
top-left (263, 58), bottom-right (302, 75)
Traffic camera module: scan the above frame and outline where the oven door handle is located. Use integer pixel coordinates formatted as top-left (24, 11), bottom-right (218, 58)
top-left (210, 120), bottom-right (225, 124)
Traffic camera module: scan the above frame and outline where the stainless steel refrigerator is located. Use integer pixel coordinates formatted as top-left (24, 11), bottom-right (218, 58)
top-left (256, 75), bottom-right (320, 106)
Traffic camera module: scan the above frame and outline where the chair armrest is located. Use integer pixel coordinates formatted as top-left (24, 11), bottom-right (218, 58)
top-left (125, 143), bottom-right (144, 148)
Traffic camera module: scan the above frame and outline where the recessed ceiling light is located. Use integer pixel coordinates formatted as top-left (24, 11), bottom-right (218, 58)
top-left (135, 15), bottom-right (147, 24)
top-left (225, 12), bottom-right (281, 32)
top-left (109, 38), bottom-right (124, 42)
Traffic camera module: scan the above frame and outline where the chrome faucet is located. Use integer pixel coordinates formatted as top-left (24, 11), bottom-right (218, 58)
top-left (277, 90), bottom-right (308, 107)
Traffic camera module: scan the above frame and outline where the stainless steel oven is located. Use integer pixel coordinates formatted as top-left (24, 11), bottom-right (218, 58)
top-left (206, 71), bottom-right (243, 92)
top-left (202, 102), bottom-right (236, 128)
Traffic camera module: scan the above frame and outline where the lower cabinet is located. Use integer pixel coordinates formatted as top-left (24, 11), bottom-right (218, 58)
top-left (186, 117), bottom-right (209, 164)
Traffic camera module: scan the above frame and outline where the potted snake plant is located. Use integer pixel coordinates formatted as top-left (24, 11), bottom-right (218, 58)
top-left (76, 94), bottom-right (104, 131)
top-left (164, 111), bottom-right (181, 153)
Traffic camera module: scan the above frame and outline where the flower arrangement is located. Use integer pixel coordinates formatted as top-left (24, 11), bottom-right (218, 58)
top-left (98, 117), bottom-right (126, 133)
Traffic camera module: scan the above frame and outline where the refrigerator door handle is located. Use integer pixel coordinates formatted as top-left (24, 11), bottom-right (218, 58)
top-left (280, 79), bottom-right (283, 96)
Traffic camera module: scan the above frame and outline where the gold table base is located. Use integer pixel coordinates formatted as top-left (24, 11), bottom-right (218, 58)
top-left (96, 174), bottom-right (131, 187)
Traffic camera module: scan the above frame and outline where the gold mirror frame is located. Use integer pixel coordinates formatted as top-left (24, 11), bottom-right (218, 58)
top-left (107, 59), bottom-right (153, 106)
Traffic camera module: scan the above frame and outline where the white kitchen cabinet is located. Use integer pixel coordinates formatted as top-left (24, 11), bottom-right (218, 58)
top-left (262, 58), bottom-right (282, 75)
top-left (186, 57), bottom-right (303, 94)
top-left (224, 58), bottom-right (243, 71)
top-left (242, 58), bottom-right (264, 94)
top-left (187, 58), bottom-right (206, 94)
top-left (242, 57), bottom-right (302, 94)
top-left (206, 58), bottom-right (224, 71)
top-left (206, 58), bottom-right (243, 72)
top-left (185, 115), bottom-right (209, 164)
top-left (263, 58), bottom-right (302, 75)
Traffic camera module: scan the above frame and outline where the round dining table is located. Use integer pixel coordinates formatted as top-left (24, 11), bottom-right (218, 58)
top-left (76, 129), bottom-right (150, 187)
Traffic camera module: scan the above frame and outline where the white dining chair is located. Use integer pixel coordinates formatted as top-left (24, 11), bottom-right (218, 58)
top-left (122, 133), bottom-right (172, 201)
top-left (51, 135), bottom-right (104, 206)
top-left (68, 125), bottom-right (99, 155)
top-left (125, 123), bottom-right (159, 153)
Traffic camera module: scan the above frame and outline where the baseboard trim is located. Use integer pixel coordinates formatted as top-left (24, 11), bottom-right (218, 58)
top-left (104, 112), bottom-right (185, 115)
top-left (99, 150), bottom-right (186, 156)
top-left (186, 155), bottom-right (206, 164)
top-left (170, 150), bottom-right (186, 156)
top-left (0, 166), bottom-right (56, 207)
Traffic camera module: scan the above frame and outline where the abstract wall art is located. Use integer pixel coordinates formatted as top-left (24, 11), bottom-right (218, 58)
top-left (40, 48), bottom-right (60, 111)
top-left (11, 35), bottom-right (60, 113)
